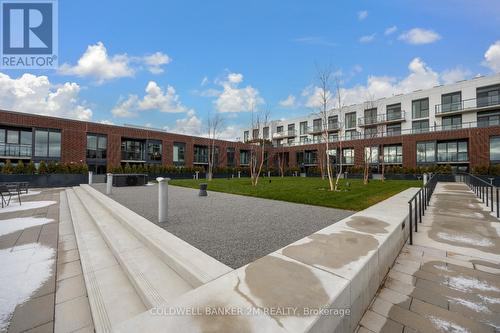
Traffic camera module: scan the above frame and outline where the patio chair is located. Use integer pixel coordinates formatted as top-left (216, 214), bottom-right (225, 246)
top-left (0, 184), bottom-right (21, 208)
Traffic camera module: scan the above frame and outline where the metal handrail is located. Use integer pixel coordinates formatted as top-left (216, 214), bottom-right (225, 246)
top-left (459, 172), bottom-right (498, 218)
top-left (408, 173), bottom-right (438, 245)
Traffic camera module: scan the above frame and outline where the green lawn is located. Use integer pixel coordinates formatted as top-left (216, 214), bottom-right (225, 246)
top-left (169, 177), bottom-right (421, 211)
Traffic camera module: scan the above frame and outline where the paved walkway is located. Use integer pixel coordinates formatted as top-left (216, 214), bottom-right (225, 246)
top-left (92, 183), bottom-right (354, 269)
top-left (0, 189), bottom-right (93, 333)
top-left (358, 182), bottom-right (500, 333)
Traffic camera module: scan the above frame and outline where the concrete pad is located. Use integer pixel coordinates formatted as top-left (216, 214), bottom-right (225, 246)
top-left (56, 260), bottom-right (83, 282)
top-left (55, 274), bottom-right (86, 304)
top-left (54, 296), bottom-right (93, 333)
top-left (8, 293), bottom-right (54, 333)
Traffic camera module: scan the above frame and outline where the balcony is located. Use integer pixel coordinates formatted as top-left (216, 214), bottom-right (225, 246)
top-left (121, 150), bottom-right (145, 162)
top-left (272, 130), bottom-right (296, 139)
top-left (0, 143), bottom-right (32, 158)
top-left (358, 111), bottom-right (406, 127)
top-left (435, 96), bottom-right (500, 116)
top-left (307, 122), bottom-right (341, 134)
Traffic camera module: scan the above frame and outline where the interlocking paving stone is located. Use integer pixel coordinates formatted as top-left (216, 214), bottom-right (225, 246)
top-left (357, 183), bottom-right (500, 333)
top-left (7, 293), bottom-right (55, 333)
top-left (54, 296), bottom-right (93, 333)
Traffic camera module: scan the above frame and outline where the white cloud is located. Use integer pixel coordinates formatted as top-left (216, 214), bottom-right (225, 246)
top-left (484, 41), bottom-right (500, 72)
top-left (357, 10), bottom-right (368, 20)
top-left (111, 81), bottom-right (191, 118)
top-left (165, 110), bottom-right (240, 140)
top-left (143, 52), bottom-right (171, 74)
top-left (138, 81), bottom-right (190, 113)
top-left (337, 58), bottom-right (441, 105)
top-left (99, 120), bottom-right (115, 125)
top-left (398, 28), bottom-right (441, 45)
top-left (200, 76), bottom-right (209, 86)
top-left (279, 95), bottom-right (296, 108)
top-left (359, 34), bottom-right (376, 43)
top-left (302, 85), bottom-right (334, 109)
top-left (111, 95), bottom-right (139, 118)
top-left (59, 42), bottom-right (171, 83)
top-left (59, 42), bottom-right (134, 84)
top-left (384, 26), bottom-right (398, 36)
top-left (0, 72), bottom-right (92, 120)
top-left (212, 72), bottom-right (264, 113)
top-left (441, 67), bottom-right (472, 84)
top-left (293, 36), bottom-right (337, 47)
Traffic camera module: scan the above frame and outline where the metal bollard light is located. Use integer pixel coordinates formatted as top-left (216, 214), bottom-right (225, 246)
top-left (238, 171), bottom-right (241, 179)
top-left (88, 171), bottom-right (93, 185)
top-left (157, 177), bottom-right (170, 223)
top-left (106, 173), bottom-right (113, 195)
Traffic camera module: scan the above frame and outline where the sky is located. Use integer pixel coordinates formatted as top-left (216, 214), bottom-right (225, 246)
top-left (1, 0), bottom-right (500, 140)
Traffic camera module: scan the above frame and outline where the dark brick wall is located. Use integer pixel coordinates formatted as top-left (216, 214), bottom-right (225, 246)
top-left (0, 110), bottom-right (252, 168)
top-left (3, 109), bottom-right (500, 170)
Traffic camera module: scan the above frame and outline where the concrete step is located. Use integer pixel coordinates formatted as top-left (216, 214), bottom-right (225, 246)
top-left (79, 184), bottom-right (232, 287)
top-left (65, 189), bottom-right (146, 333)
top-left (72, 186), bottom-right (193, 308)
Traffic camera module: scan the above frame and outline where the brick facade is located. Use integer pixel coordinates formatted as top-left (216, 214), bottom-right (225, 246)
top-left (2, 110), bottom-right (500, 171)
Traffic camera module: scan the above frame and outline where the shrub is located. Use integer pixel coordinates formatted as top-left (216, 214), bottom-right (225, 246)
top-left (25, 161), bottom-right (36, 175)
top-left (14, 160), bottom-right (25, 174)
top-left (38, 161), bottom-right (48, 174)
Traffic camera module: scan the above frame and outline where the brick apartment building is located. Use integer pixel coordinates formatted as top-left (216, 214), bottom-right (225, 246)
top-left (243, 73), bottom-right (500, 173)
top-left (1, 73), bottom-right (500, 174)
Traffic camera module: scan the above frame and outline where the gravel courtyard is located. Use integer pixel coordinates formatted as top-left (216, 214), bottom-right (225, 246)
top-left (93, 183), bottom-right (353, 268)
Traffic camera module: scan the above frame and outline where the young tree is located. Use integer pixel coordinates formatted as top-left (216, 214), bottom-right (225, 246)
top-left (276, 144), bottom-right (286, 178)
top-left (315, 65), bottom-right (336, 191)
top-left (249, 106), bottom-right (270, 186)
top-left (332, 76), bottom-right (345, 192)
top-left (362, 96), bottom-right (380, 185)
top-left (207, 112), bottom-right (224, 181)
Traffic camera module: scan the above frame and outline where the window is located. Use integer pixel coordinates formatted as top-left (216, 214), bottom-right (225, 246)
top-left (299, 121), bottom-right (308, 135)
top-left (243, 131), bottom-right (249, 142)
top-left (412, 120), bottom-right (429, 134)
top-left (412, 98), bottom-right (429, 119)
top-left (121, 139), bottom-right (145, 161)
top-left (252, 129), bottom-right (259, 139)
top-left (328, 133), bottom-right (338, 142)
top-left (364, 126), bottom-right (378, 139)
top-left (227, 147), bottom-right (235, 167)
top-left (240, 150), bottom-right (249, 165)
top-left (441, 91), bottom-right (462, 112)
top-left (437, 141), bottom-right (468, 162)
top-left (417, 141), bottom-right (436, 163)
top-left (345, 112), bottom-right (356, 129)
top-left (173, 142), bottom-right (185, 165)
top-left (287, 124), bottom-right (295, 136)
top-left (386, 103), bottom-right (402, 121)
top-left (313, 118), bottom-right (322, 132)
top-left (364, 108), bottom-right (377, 125)
top-left (86, 134), bottom-right (107, 159)
top-left (300, 136), bottom-right (308, 143)
top-left (147, 141), bottom-right (162, 161)
top-left (364, 146), bottom-right (379, 164)
top-left (328, 116), bottom-right (338, 130)
top-left (34, 129), bottom-right (61, 158)
top-left (313, 134), bottom-right (322, 143)
top-left (490, 137), bottom-right (500, 162)
top-left (194, 145), bottom-right (209, 164)
top-left (304, 150), bottom-right (317, 165)
top-left (345, 129), bottom-right (358, 140)
top-left (442, 115), bottom-right (462, 130)
top-left (263, 127), bottom-right (269, 139)
top-left (287, 137), bottom-right (294, 144)
top-left (384, 145), bottom-right (403, 164)
top-left (478, 110), bottom-right (500, 128)
top-left (277, 126), bottom-right (283, 133)
top-left (0, 128), bottom-right (32, 157)
top-left (387, 124), bottom-right (401, 136)
top-left (477, 84), bottom-right (500, 108)
top-left (342, 148), bottom-right (354, 164)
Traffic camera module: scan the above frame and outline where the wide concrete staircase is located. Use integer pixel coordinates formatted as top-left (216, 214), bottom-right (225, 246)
top-left (62, 184), bottom-right (232, 332)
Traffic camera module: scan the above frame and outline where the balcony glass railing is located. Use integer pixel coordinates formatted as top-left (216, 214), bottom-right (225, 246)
top-left (194, 154), bottom-right (209, 164)
top-left (273, 120), bottom-right (498, 148)
top-left (435, 96), bottom-right (500, 114)
top-left (358, 111), bottom-right (405, 126)
top-left (272, 130), bottom-right (296, 139)
top-left (0, 143), bottom-right (32, 157)
top-left (121, 150), bottom-right (144, 161)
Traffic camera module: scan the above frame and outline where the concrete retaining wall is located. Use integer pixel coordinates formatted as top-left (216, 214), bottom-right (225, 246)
top-left (115, 187), bottom-right (419, 333)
